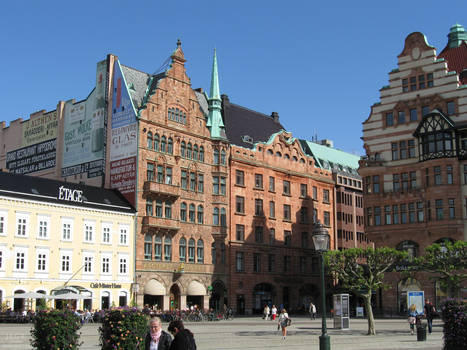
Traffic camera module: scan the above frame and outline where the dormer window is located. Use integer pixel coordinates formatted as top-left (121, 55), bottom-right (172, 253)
top-left (242, 135), bottom-right (253, 144)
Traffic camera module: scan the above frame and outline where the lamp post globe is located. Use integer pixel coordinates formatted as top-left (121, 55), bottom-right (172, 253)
top-left (312, 221), bottom-right (331, 350)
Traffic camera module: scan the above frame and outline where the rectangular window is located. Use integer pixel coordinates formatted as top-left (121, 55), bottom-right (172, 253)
top-left (119, 257), bottom-right (128, 274)
top-left (283, 204), bottom-right (291, 221)
top-left (102, 225), bottom-right (111, 244)
top-left (398, 111), bottom-right (406, 124)
top-left (447, 165), bottom-right (453, 184)
top-left (448, 199), bottom-right (455, 219)
top-left (220, 177), bottom-right (226, 195)
top-left (374, 206), bottom-right (381, 226)
top-left (236, 170), bottom-right (244, 186)
top-left (393, 205), bottom-right (399, 224)
top-left (213, 176), bottom-right (219, 194)
top-left (435, 199), bottom-right (443, 220)
top-left (284, 230), bottom-right (291, 246)
top-left (253, 254), bottom-right (261, 273)
top-left (236, 224), bottom-right (245, 241)
top-left (402, 172), bottom-right (409, 190)
top-left (190, 172), bottom-right (196, 191)
top-left (254, 174), bottom-right (263, 189)
top-left (434, 166), bottom-right (442, 185)
top-left (155, 200), bottom-right (163, 217)
top-left (37, 253), bottom-right (47, 271)
top-left (269, 201), bottom-right (275, 218)
top-left (166, 167), bottom-right (172, 185)
top-left (402, 79), bottom-right (408, 92)
top-left (181, 170), bottom-right (187, 189)
top-left (392, 142), bottom-right (399, 160)
top-left (236, 196), bottom-right (245, 213)
top-left (102, 256), bottom-right (110, 274)
top-left (38, 217), bottom-right (49, 239)
top-left (372, 175), bottom-right (380, 193)
top-left (0, 213), bottom-right (5, 236)
top-left (410, 76), bottom-right (417, 91)
top-left (269, 228), bottom-right (275, 245)
top-left (400, 204), bottom-right (407, 224)
top-left (410, 171), bottom-right (417, 188)
top-left (417, 202), bottom-right (424, 222)
top-left (400, 141), bottom-right (407, 159)
top-left (84, 223), bottom-right (94, 242)
top-left (146, 199), bottom-right (153, 216)
top-left (418, 74), bottom-right (425, 89)
top-left (410, 108), bottom-right (418, 121)
top-left (300, 184), bottom-right (307, 197)
top-left (236, 252), bottom-right (244, 272)
top-left (425, 168), bottom-right (430, 187)
top-left (119, 226), bottom-right (128, 245)
top-left (300, 206), bottom-right (308, 223)
top-left (427, 73), bottom-right (434, 87)
top-left (84, 256), bottom-right (93, 273)
top-left (447, 101), bottom-right (455, 116)
top-left (61, 219), bottom-right (72, 241)
top-left (147, 163), bottom-right (154, 181)
top-left (385, 205), bottom-right (391, 225)
top-left (255, 199), bottom-right (264, 216)
top-left (16, 251), bottom-right (26, 270)
top-left (393, 174), bottom-right (400, 191)
top-left (422, 105), bottom-right (430, 117)
top-left (386, 112), bottom-right (394, 126)
top-left (268, 254), bottom-right (275, 272)
top-left (409, 202), bottom-right (416, 223)
top-left (165, 201), bottom-right (172, 219)
top-left (157, 165), bottom-right (164, 183)
top-left (16, 214), bottom-right (28, 237)
top-left (283, 180), bottom-right (291, 195)
top-left (255, 226), bottom-right (263, 243)
top-left (323, 189), bottom-right (330, 203)
top-left (324, 211), bottom-right (330, 226)
top-left (198, 173), bottom-right (204, 192)
top-left (269, 176), bottom-right (275, 192)
top-left (61, 254), bottom-right (70, 272)
top-left (408, 139), bottom-right (416, 158)
top-left (312, 186), bottom-right (317, 200)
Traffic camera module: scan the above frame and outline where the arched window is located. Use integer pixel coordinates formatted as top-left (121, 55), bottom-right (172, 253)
top-left (189, 204), bottom-right (196, 222)
top-left (147, 132), bottom-right (153, 149)
top-left (275, 151), bottom-right (282, 157)
top-left (161, 136), bottom-right (167, 153)
top-left (213, 207), bottom-right (219, 226)
top-left (154, 236), bottom-right (162, 261)
top-left (300, 158), bottom-right (305, 163)
top-left (197, 205), bottom-right (204, 224)
top-left (193, 145), bottom-right (198, 161)
top-left (182, 112), bottom-right (187, 124)
top-left (181, 141), bottom-right (186, 158)
top-left (164, 236), bottom-right (172, 261)
top-left (285, 154), bottom-right (290, 159)
top-left (199, 146), bottom-right (204, 162)
top-left (293, 156), bottom-right (298, 162)
top-left (154, 134), bottom-right (160, 152)
top-left (175, 109), bottom-right (180, 122)
top-left (396, 240), bottom-right (419, 261)
top-left (197, 239), bottom-right (204, 263)
top-left (188, 238), bottom-right (195, 263)
top-left (221, 149), bottom-right (226, 165)
top-left (144, 234), bottom-right (152, 260)
top-left (179, 237), bottom-right (186, 262)
top-left (220, 207), bottom-right (226, 227)
top-left (180, 202), bottom-right (187, 222)
top-left (187, 143), bottom-right (192, 159)
top-left (211, 242), bottom-right (216, 264)
top-left (213, 149), bottom-right (220, 165)
top-left (168, 138), bottom-right (173, 154)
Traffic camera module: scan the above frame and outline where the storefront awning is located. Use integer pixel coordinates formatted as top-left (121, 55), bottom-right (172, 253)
top-left (144, 279), bottom-right (166, 295)
top-left (187, 281), bottom-right (206, 296)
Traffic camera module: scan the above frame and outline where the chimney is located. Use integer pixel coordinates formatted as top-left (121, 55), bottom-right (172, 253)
top-left (271, 112), bottom-right (279, 122)
top-left (194, 88), bottom-right (203, 93)
top-left (221, 94), bottom-right (230, 105)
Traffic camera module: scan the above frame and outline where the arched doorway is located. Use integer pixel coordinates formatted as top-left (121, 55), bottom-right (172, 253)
top-left (35, 290), bottom-right (47, 311)
top-left (170, 284), bottom-right (181, 311)
top-left (119, 291), bottom-right (128, 307)
top-left (13, 290), bottom-right (25, 312)
top-left (186, 281), bottom-right (205, 310)
top-left (253, 283), bottom-right (275, 314)
top-left (209, 280), bottom-right (226, 311)
top-left (101, 291), bottom-right (110, 310)
top-left (144, 279), bottom-right (166, 310)
top-left (299, 284), bottom-right (319, 312)
top-left (398, 277), bottom-right (421, 314)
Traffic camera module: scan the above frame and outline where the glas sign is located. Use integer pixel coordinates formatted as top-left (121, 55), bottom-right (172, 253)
top-left (58, 186), bottom-right (83, 203)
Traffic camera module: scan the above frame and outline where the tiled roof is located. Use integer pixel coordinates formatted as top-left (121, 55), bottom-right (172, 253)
top-left (121, 65), bottom-right (151, 109)
top-left (438, 42), bottom-right (467, 85)
top-left (0, 172), bottom-right (135, 214)
top-left (220, 95), bottom-right (285, 148)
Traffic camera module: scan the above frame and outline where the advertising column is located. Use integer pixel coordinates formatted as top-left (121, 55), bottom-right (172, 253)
top-left (109, 60), bottom-right (137, 206)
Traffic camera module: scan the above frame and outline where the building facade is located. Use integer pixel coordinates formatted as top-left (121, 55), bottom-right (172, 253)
top-left (360, 24), bottom-right (467, 312)
top-left (0, 172), bottom-right (136, 311)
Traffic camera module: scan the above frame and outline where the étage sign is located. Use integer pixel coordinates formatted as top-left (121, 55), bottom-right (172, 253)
top-left (58, 186), bottom-right (83, 202)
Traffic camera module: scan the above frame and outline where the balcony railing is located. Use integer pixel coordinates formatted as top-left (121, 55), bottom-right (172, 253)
top-left (143, 180), bottom-right (180, 199)
top-left (142, 216), bottom-right (181, 234)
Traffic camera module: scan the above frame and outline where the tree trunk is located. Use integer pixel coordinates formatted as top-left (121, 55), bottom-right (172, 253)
top-left (363, 294), bottom-right (376, 335)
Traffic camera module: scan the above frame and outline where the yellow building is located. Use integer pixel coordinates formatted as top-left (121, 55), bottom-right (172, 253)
top-left (0, 171), bottom-right (136, 311)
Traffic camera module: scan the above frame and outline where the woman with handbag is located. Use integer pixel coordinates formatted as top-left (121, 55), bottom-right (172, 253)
top-left (408, 304), bottom-right (418, 335)
top-left (277, 309), bottom-right (290, 340)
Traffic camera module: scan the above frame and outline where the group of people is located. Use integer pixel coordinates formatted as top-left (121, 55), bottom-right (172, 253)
top-left (145, 317), bottom-right (197, 350)
top-left (263, 305), bottom-right (292, 339)
top-left (407, 299), bottom-right (437, 335)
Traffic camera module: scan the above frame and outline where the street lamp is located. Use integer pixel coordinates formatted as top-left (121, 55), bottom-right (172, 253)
top-left (312, 221), bottom-right (331, 350)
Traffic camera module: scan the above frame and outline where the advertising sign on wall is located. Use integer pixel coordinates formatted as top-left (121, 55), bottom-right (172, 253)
top-left (407, 291), bottom-right (425, 315)
top-left (61, 61), bottom-right (107, 178)
top-left (6, 110), bottom-right (58, 175)
top-left (109, 60), bottom-right (137, 206)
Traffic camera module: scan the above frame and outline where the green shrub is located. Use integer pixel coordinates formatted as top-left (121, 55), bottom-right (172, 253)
top-left (30, 309), bottom-right (82, 349)
top-left (99, 308), bottom-right (149, 350)
top-left (441, 299), bottom-right (467, 350)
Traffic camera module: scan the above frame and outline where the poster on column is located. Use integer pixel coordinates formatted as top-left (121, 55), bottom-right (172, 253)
top-left (109, 60), bottom-right (137, 206)
top-left (61, 61), bottom-right (107, 178)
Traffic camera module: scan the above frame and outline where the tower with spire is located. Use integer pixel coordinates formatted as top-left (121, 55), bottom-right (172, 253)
top-left (207, 49), bottom-right (226, 140)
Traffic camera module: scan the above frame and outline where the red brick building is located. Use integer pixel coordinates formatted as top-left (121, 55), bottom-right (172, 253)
top-left (360, 24), bottom-right (467, 312)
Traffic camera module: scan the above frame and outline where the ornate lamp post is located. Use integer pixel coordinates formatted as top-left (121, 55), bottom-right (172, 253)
top-left (312, 221), bottom-right (331, 350)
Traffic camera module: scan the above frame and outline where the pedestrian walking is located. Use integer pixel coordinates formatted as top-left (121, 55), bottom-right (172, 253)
top-left (309, 302), bottom-right (316, 320)
top-left (263, 304), bottom-right (270, 320)
top-left (424, 299), bottom-right (436, 334)
top-left (277, 308), bottom-right (291, 340)
top-left (168, 320), bottom-right (197, 350)
top-left (271, 305), bottom-right (277, 321)
top-left (408, 304), bottom-right (418, 335)
top-left (145, 316), bottom-right (172, 350)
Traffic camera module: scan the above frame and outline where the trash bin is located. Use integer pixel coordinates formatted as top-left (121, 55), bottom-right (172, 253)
top-left (416, 324), bottom-right (427, 341)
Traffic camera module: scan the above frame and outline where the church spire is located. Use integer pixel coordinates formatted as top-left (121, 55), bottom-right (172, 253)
top-left (207, 48), bottom-right (226, 140)
top-left (447, 23), bottom-right (467, 48)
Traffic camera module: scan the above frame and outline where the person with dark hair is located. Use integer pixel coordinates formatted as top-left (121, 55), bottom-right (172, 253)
top-left (168, 320), bottom-right (197, 350)
top-left (424, 299), bottom-right (436, 334)
top-left (145, 317), bottom-right (172, 350)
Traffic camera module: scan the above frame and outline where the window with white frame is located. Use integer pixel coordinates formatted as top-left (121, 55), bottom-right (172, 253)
top-left (61, 253), bottom-right (71, 273)
top-left (14, 248), bottom-right (27, 271)
top-left (101, 255), bottom-right (111, 274)
top-left (37, 215), bottom-right (50, 239)
top-left (102, 223), bottom-right (111, 244)
top-left (84, 221), bottom-right (95, 242)
top-left (16, 213), bottom-right (29, 237)
top-left (61, 218), bottom-right (73, 241)
top-left (119, 225), bottom-right (128, 245)
top-left (83, 254), bottom-right (94, 273)
top-left (119, 256), bottom-right (128, 274)
top-left (0, 211), bottom-right (7, 236)
top-left (36, 250), bottom-right (48, 272)
top-left (0, 246), bottom-right (4, 270)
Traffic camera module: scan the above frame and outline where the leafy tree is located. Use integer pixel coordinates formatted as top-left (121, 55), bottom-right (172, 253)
top-left (415, 241), bottom-right (467, 298)
top-left (325, 247), bottom-right (406, 335)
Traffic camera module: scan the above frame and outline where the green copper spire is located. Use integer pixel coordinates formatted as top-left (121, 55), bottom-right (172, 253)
top-left (207, 48), bottom-right (226, 139)
top-left (447, 23), bottom-right (467, 48)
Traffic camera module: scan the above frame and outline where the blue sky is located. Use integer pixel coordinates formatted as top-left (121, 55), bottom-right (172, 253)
top-left (1, 0), bottom-right (465, 155)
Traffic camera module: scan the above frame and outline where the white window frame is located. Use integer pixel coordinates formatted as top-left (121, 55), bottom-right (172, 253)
top-left (61, 217), bottom-right (73, 242)
top-left (118, 224), bottom-right (129, 246)
top-left (0, 210), bottom-right (7, 236)
top-left (0, 244), bottom-right (5, 271)
top-left (83, 221), bottom-right (95, 243)
top-left (15, 212), bottom-right (29, 238)
top-left (37, 215), bottom-right (51, 240)
top-left (60, 251), bottom-right (72, 273)
top-left (82, 251), bottom-right (95, 275)
top-left (14, 247), bottom-right (28, 272)
top-left (118, 254), bottom-right (129, 276)
top-left (101, 223), bottom-right (112, 245)
top-left (35, 248), bottom-right (50, 273)
top-left (100, 253), bottom-right (112, 275)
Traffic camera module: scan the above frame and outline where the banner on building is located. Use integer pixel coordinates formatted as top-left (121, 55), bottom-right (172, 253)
top-left (109, 60), bottom-right (137, 206)
top-left (21, 110), bottom-right (58, 147)
top-left (61, 61), bottom-right (107, 178)
top-left (6, 138), bottom-right (56, 175)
